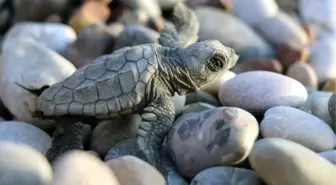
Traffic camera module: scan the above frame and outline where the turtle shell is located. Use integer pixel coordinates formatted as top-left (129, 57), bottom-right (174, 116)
top-left (36, 44), bottom-right (159, 118)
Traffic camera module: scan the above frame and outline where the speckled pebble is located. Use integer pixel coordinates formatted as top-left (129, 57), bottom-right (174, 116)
top-left (168, 107), bottom-right (259, 178)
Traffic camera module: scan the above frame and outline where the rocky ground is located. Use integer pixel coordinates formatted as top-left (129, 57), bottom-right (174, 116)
top-left (0, 0), bottom-right (335, 185)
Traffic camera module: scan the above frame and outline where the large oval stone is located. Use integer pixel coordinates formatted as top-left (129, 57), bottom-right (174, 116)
top-left (167, 107), bottom-right (259, 178)
top-left (0, 141), bottom-right (52, 185)
top-left (261, 106), bottom-right (335, 152)
top-left (0, 121), bottom-right (51, 154)
top-left (218, 71), bottom-right (308, 114)
top-left (190, 166), bottom-right (262, 185)
top-left (0, 37), bottom-right (76, 130)
top-left (249, 138), bottom-right (336, 185)
top-left (50, 151), bottom-right (120, 185)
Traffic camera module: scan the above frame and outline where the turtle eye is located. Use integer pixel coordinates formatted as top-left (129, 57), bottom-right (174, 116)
top-left (207, 54), bottom-right (226, 72)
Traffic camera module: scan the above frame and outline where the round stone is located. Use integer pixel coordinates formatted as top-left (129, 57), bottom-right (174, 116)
top-left (105, 155), bottom-right (165, 185)
top-left (218, 71), bottom-right (308, 114)
top-left (319, 150), bottom-right (336, 165)
top-left (249, 138), bottom-right (336, 185)
top-left (300, 91), bottom-right (333, 113)
top-left (329, 93), bottom-right (335, 124)
top-left (286, 62), bottom-right (318, 90)
top-left (90, 115), bottom-right (141, 157)
top-left (51, 151), bottom-right (120, 185)
top-left (0, 141), bottom-right (52, 185)
top-left (167, 107), bottom-right (259, 178)
top-left (0, 121), bottom-right (52, 155)
top-left (172, 93), bottom-right (186, 116)
top-left (201, 71), bottom-right (236, 95)
top-left (190, 166), bottom-right (263, 185)
top-left (260, 106), bottom-right (335, 152)
top-left (311, 96), bottom-right (334, 130)
top-left (322, 79), bottom-right (336, 92)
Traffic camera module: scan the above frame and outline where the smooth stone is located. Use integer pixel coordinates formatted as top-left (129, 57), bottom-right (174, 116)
top-left (319, 150), bottom-right (336, 165)
top-left (201, 71), bottom-right (236, 95)
top-left (62, 22), bottom-right (120, 68)
top-left (249, 138), bottom-right (336, 185)
top-left (300, 91), bottom-right (333, 113)
top-left (172, 93), bottom-right (186, 116)
top-left (275, 0), bottom-right (299, 15)
top-left (276, 41), bottom-right (310, 69)
top-left (195, 6), bottom-right (274, 61)
top-left (167, 107), bottom-right (259, 178)
top-left (309, 35), bottom-right (336, 83)
top-left (190, 166), bottom-right (262, 185)
top-left (156, 0), bottom-right (187, 9)
top-left (182, 102), bottom-right (216, 115)
top-left (260, 106), bottom-right (335, 152)
top-left (232, 0), bottom-right (279, 26)
top-left (286, 62), bottom-right (318, 90)
top-left (233, 58), bottom-right (283, 74)
top-left (13, 0), bottom-right (68, 22)
top-left (67, 1), bottom-right (111, 33)
top-left (311, 96), bottom-right (333, 130)
top-left (299, 0), bottom-right (336, 37)
top-left (2, 22), bottom-right (76, 53)
top-left (219, 71), bottom-right (308, 114)
top-left (0, 121), bottom-right (52, 154)
top-left (0, 141), bottom-right (52, 185)
top-left (322, 79), bottom-right (336, 92)
top-left (329, 93), bottom-right (335, 124)
top-left (0, 37), bottom-right (76, 130)
top-left (105, 155), bottom-right (165, 185)
top-left (50, 151), bottom-right (120, 185)
top-left (118, 0), bottom-right (161, 18)
top-left (186, 91), bottom-right (220, 107)
top-left (255, 11), bottom-right (309, 50)
top-left (90, 115), bottom-right (141, 157)
top-left (113, 25), bottom-right (159, 50)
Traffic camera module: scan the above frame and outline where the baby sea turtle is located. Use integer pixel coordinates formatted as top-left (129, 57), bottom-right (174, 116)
top-left (17, 23), bottom-right (238, 185)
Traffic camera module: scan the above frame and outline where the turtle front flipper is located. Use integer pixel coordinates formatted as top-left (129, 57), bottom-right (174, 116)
top-left (46, 121), bottom-right (85, 162)
top-left (105, 95), bottom-right (188, 185)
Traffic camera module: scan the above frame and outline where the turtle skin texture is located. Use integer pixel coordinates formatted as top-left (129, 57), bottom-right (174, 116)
top-left (33, 40), bottom-right (239, 185)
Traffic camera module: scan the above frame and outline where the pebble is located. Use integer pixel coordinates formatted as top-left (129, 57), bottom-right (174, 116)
top-left (319, 150), bottom-right (336, 165)
top-left (186, 91), bottom-right (220, 107)
top-left (190, 166), bottom-right (262, 185)
top-left (186, 0), bottom-right (232, 12)
top-left (218, 71), bottom-right (308, 114)
top-left (309, 35), bottom-right (336, 84)
top-left (322, 79), bottom-right (336, 92)
top-left (181, 102), bottom-right (216, 115)
top-left (67, 1), bottom-right (111, 33)
top-left (233, 58), bottom-right (283, 74)
top-left (172, 93), bottom-right (186, 116)
top-left (156, 0), bottom-right (186, 9)
top-left (105, 155), bottom-right (165, 185)
top-left (300, 91), bottom-right (333, 113)
top-left (261, 106), bottom-right (335, 152)
top-left (201, 71), bottom-right (236, 95)
top-left (232, 0), bottom-right (279, 26)
top-left (2, 22), bottom-right (76, 53)
top-left (0, 121), bottom-right (52, 154)
top-left (62, 22), bottom-right (119, 68)
top-left (167, 107), bottom-right (259, 178)
top-left (195, 6), bottom-right (274, 61)
top-left (275, 0), bottom-right (298, 15)
top-left (311, 96), bottom-right (333, 130)
top-left (50, 151), bottom-right (120, 185)
top-left (0, 37), bottom-right (76, 130)
top-left (249, 138), bottom-right (336, 185)
top-left (90, 115), bottom-right (141, 157)
top-left (0, 141), bottom-right (52, 185)
top-left (329, 93), bottom-right (335, 124)
top-left (286, 62), bottom-right (318, 90)
top-left (118, 0), bottom-right (161, 18)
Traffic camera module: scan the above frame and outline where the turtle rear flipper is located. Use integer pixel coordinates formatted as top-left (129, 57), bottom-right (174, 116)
top-left (14, 82), bottom-right (50, 97)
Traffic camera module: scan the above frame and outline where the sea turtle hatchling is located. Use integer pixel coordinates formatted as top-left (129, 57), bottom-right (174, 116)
top-left (18, 38), bottom-right (239, 184)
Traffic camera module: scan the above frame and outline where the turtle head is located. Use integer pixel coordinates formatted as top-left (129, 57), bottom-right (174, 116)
top-left (182, 40), bottom-right (238, 90)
